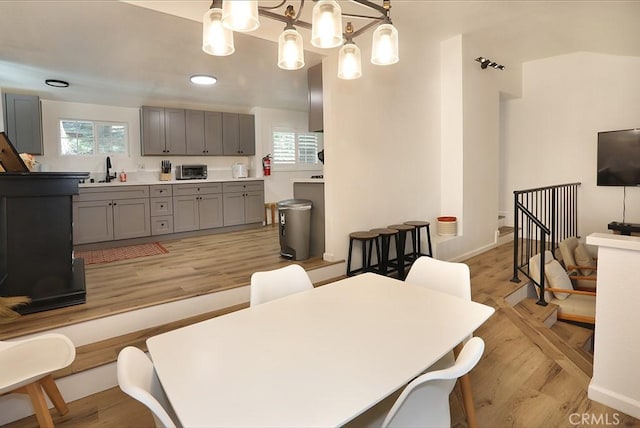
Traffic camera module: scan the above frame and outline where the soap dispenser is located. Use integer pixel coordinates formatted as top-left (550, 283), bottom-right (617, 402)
top-left (119, 170), bottom-right (127, 182)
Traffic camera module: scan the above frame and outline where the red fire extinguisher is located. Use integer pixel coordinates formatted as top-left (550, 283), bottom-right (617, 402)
top-left (262, 154), bottom-right (272, 176)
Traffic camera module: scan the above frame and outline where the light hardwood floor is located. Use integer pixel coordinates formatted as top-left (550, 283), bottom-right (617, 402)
top-left (4, 230), bottom-right (639, 427)
top-left (0, 226), bottom-right (335, 340)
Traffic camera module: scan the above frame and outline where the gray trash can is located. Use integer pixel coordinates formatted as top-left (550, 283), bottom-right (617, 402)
top-left (277, 199), bottom-right (312, 260)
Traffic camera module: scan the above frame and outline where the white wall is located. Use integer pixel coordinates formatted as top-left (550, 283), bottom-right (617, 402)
top-left (322, 31), bottom-right (441, 262)
top-left (321, 26), bottom-right (526, 263)
top-left (252, 107), bottom-right (323, 205)
top-left (501, 52), bottom-right (640, 236)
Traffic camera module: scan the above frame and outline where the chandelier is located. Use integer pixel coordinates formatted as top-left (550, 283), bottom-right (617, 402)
top-left (202, 0), bottom-right (399, 80)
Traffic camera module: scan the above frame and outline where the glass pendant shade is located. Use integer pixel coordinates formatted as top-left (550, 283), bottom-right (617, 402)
top-left (371, 23), bottom-right (399, 65)
top-left (202, 7), bottom-right (235, 56)
top-left (222, 0), bottom-right (260, 32)
top-left (310, 0), bottom-right (343, 49)
top-left (278, 29), bottom-right (305, 70)
top-left (338, 43), bottom-right (362, 80)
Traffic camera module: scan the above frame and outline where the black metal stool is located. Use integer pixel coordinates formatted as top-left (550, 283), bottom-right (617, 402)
top-left (369, 228), bottom-right (399, 276)
top-left (387, 224), bottom-right (415, 280)
top-left (347, 231), bottom-right (380, 276)
top-left (405, 220), bottom-right (433, 259)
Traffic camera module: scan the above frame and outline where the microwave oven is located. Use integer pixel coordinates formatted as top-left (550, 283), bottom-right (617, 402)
top-left (176, 164), bottom-right (207, 180)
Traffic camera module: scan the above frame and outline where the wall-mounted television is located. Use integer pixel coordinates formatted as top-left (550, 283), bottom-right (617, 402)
top-left (597, 128), bottom-right (640, 186)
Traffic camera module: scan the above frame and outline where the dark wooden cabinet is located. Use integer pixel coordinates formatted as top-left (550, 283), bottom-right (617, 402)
top-left (2, 93), bottom-right (43, 154)
top-left (0, 172), bottom-right (88, 314)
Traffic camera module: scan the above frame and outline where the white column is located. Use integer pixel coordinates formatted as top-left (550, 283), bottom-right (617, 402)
top-left (586, 232), bottom-right (640, 419)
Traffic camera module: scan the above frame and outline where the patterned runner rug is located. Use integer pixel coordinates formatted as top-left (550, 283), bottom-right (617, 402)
top-left (75, 242), bottom-right (168, 265)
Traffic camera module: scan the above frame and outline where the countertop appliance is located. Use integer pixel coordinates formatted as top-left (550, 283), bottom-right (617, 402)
top-left (176, 164), bottom-right (207, 180)
top-left (232, 163), bottom-right (248, 178)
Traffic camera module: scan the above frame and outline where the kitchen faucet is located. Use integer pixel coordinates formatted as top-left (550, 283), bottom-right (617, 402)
top-left (105, 156), bottom-right (116, 182)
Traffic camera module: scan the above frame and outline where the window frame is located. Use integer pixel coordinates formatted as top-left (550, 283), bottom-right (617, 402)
top-left (59, 119), bottom-right (129, 156)
top-left (271, 128), bottom-right (323, 172)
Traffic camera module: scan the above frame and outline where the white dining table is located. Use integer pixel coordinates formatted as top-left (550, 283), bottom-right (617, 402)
top-left (146, 272), bottom-right (495, 428)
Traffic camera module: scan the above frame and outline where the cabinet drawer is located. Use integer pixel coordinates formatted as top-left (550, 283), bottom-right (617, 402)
top-left (74, 185), bottom-right (149, 202)
top-left (150, 185), bottom-right (173, 197)
top-left (223, 181), bottom-right (264, 193)
top-left (150, 197), bottom-right (173, 216)
top-left (151, 216), bottom-right (174, 235)
top-left (173, 182), bottom-right (222, 196)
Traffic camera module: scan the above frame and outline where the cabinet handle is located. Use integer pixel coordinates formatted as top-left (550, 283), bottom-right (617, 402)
top-left (113, 202), bottom-right (117, 206)
top-left (160, 205), bottom-right (164, 208)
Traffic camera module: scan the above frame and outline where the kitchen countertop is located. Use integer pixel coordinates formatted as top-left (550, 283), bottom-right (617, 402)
top-left (79, 177), bottom-right (262, 188)
top-left (292, 178), bottom-right (325, 184)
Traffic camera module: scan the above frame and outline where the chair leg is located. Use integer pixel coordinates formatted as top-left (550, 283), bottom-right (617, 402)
top-left (454, 343), bottom-right (478, 428)
top-left (40, 374), bottom-right (69, 416)
top-left (23, 382), bottom-right (55, 428)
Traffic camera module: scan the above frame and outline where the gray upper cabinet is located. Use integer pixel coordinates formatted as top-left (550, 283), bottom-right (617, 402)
top-left (238, 114), bottom-right (256, 156)
top-left (141, 106), bottom-right (186, 155)
top-left (185, 110), bottom-right (223, 155)
top-left (164, 108), bottom-right (187, 154)
top-left (3, 93), bottom-right (43, 154)
top-left (222, 113), bottom-right (255, 156)
top-left (308, 63), bottom-right (323, 133)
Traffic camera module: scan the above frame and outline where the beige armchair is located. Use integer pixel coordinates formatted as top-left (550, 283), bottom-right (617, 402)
top-left (530, 252), bottom-right (596, 325)
top-left (558, 236), bottom-right (597, 292)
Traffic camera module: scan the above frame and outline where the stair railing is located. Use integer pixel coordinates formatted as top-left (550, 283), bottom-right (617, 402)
top-left (510, 182), bottom-right (581, 305)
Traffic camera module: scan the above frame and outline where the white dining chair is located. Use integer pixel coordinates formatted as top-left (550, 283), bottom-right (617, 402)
top-left (250, 264), bottom-right (313, 306)
top-left (404, 256), bottom-right (478, 428)
top-left (117, 346), bottom-right (180, 428)
top-left (382, 337), bottom-right (485, 428)
top-left (0, 333), bottom-right (76, 428)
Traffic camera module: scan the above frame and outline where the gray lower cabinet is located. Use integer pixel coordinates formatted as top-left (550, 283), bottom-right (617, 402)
top-left (74, 180), bottom-right (263, 244)
top-left (173, 183), bottom-right (223, 232)
top-left (3, 93), bottom-right (43, 154)
top-left (150, 185), bottom-right (174, 235)
top-left (222, 181), bottom-right (264, 226)
top-left (73, 186), bottom-right (151, 244)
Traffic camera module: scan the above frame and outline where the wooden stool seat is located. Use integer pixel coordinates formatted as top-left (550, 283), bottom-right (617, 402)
top-left (370, 228), bottom-right (398, 276)
top-left (349, 231), bottom-right (379, 240)
top-left (264, 202), bottom-right (277, 227)
top-left (347, 231), bottom-right (380, 276)
top-left (405, 220), bottom-right (433, 258)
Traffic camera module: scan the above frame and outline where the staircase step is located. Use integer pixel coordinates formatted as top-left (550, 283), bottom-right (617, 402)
top-left (53, 275), bottom-right (347, 380)
top-left (551, 320), bottom-right (594, 361)
top-left (514, 297), bottom-right (558, 326)
top-left (53, 303), bottom-right (248, 379)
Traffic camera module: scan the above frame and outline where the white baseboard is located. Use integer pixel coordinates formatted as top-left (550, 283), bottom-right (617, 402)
top-left (589, 383), bottom-right (640, 420)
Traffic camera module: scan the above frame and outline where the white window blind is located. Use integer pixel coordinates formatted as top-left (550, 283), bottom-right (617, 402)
top-left (272, 129), bottom-right (322, 169)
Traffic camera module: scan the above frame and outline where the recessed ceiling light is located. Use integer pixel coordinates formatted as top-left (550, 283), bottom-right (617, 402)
top-left (45, 79), bottom-right (69, 88)
top-left (190, 75), bottom-right (217, 85)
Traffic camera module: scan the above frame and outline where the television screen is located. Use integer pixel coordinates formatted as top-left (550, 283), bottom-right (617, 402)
top-left (597, 129), bottom-right (640, 186)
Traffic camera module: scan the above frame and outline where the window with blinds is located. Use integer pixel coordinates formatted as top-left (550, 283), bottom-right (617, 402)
top-left (272, 130), bottom-right (322, 169)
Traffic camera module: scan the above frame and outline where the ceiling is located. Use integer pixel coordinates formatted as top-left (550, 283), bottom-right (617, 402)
top-left (1, 1), bottom-right (639, 112)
